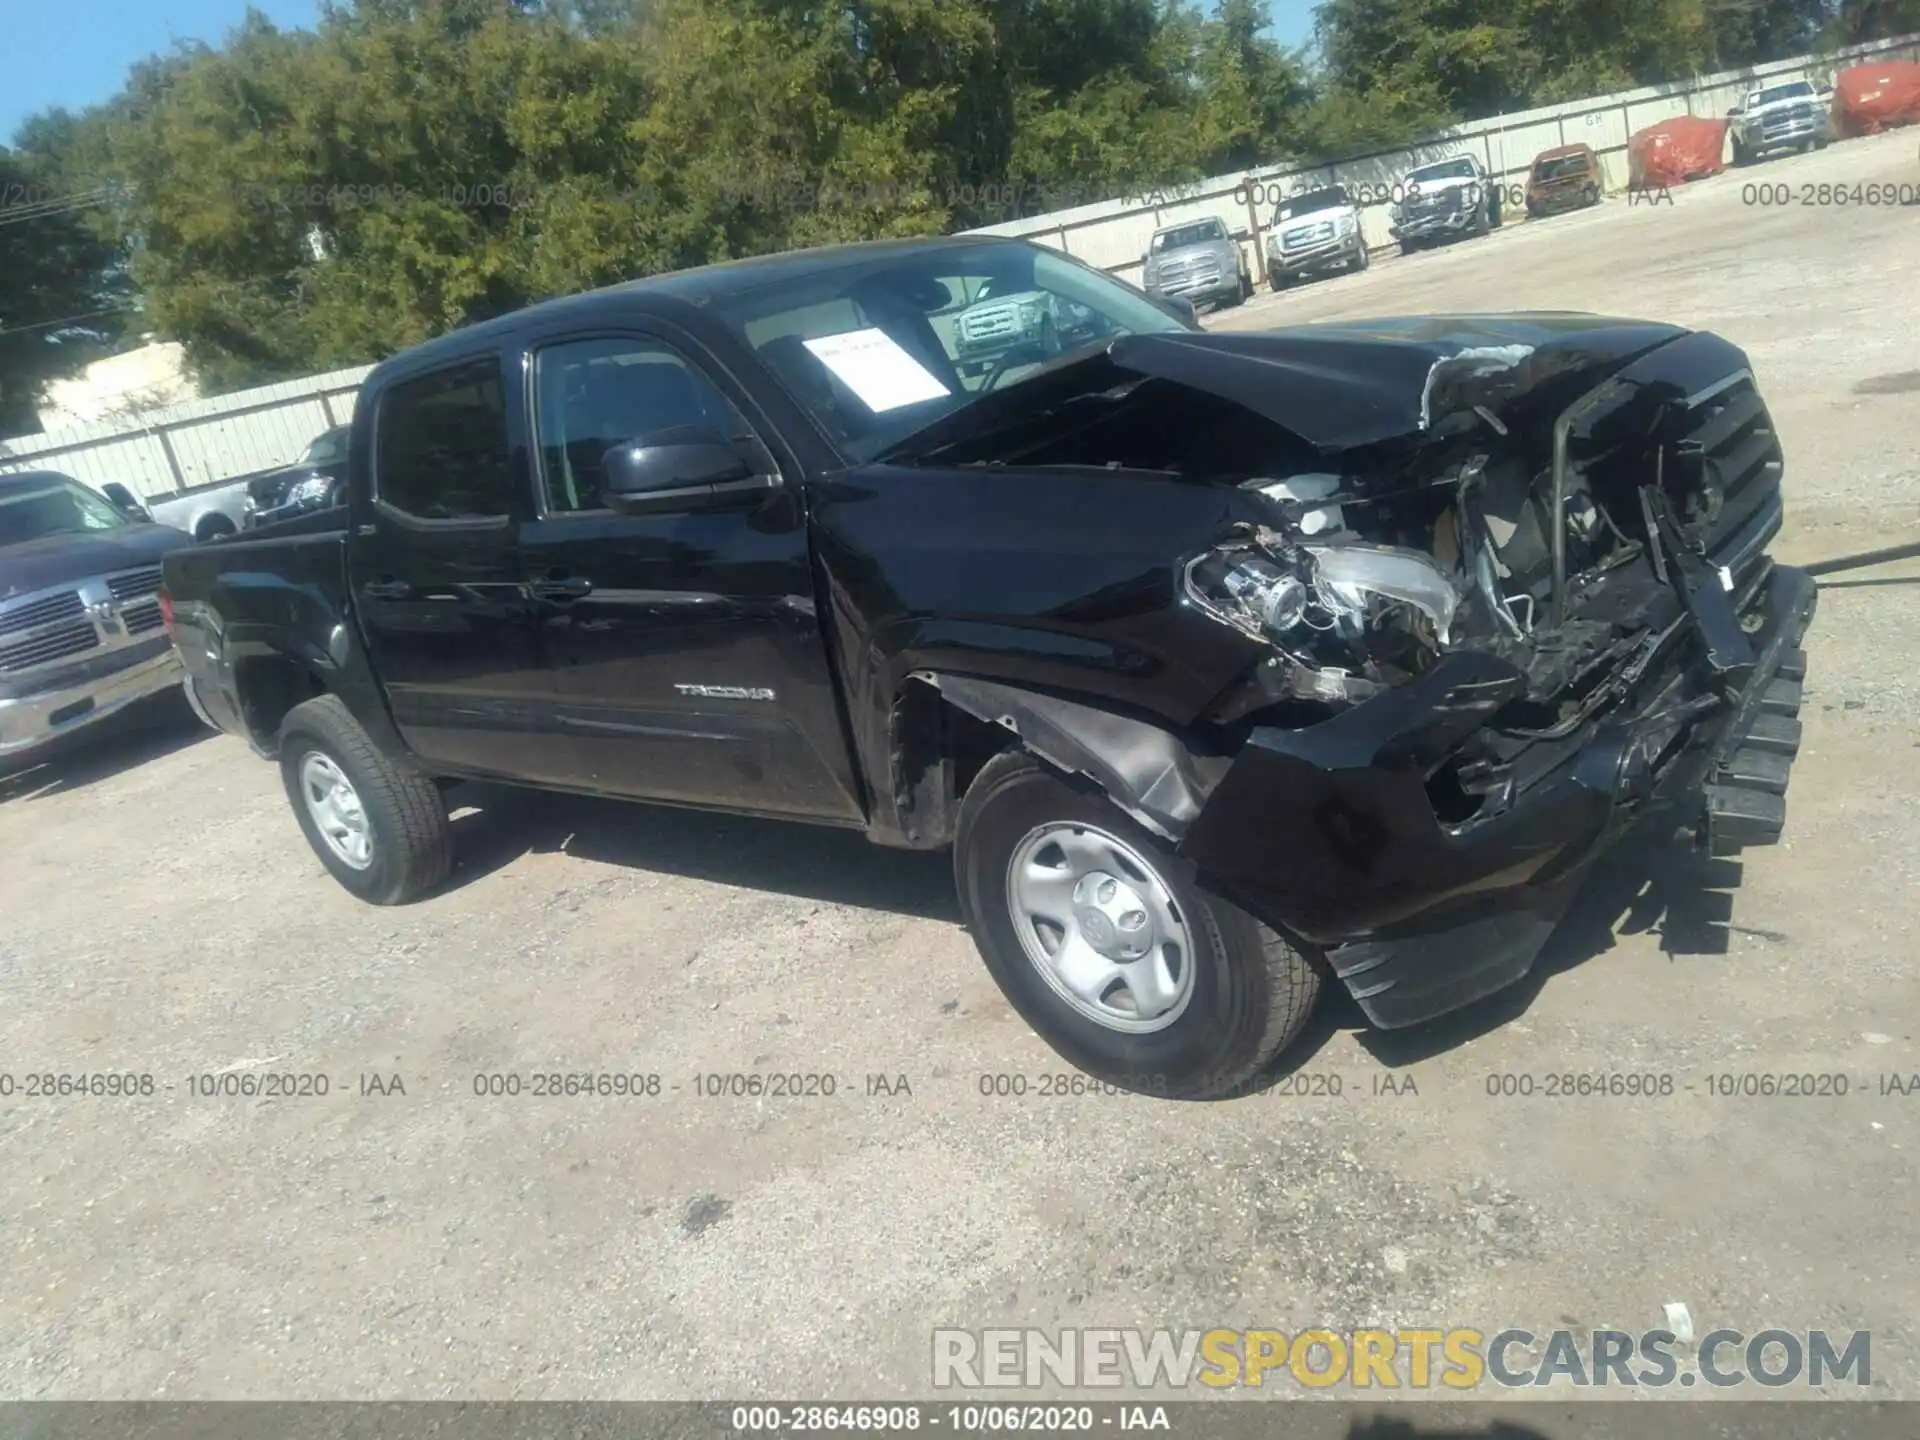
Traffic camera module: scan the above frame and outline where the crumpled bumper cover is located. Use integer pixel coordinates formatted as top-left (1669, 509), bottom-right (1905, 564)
top-left (1178, 562), bottom-right (1818, 1029)
top-left (1391, 207), bottom-right (1476, 240)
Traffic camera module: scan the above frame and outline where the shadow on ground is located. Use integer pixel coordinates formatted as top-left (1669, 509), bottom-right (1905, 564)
top-left (1339, 828), bottom-right (1759, 1069)
top-left (433, 780), bottom-right (1768, 1090)
top-left (0, 692), bottom-right (208, 804)
top-left (440, 780), bottom-right (962, 924)
top-left (1246, 825), bottom-right (1764, 1085)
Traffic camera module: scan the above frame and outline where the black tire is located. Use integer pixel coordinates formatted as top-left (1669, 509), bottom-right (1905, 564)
top-left (1267, 269), bottom-right (1288, 292)
top-left (1486, 186), bottom-right (1503, 228)
top-left (954, 752), bottom-right (1322, 1100)
top-left (195, 515), bottom-right (237, 542)
top-left (1353, 243), bottom-right (1370, 272)
top-left (1582, 183), bottom-right (1599, 207)
top-left (1399, 236), bottom-right (1421, 255)
top-left (278, 694), bottom-right (451, 905)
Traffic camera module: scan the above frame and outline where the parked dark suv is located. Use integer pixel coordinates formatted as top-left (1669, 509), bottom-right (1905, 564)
top-left (243, 425), bottom-right (352, 527)
top-left (160, 237), bottom-right (1815, 1098)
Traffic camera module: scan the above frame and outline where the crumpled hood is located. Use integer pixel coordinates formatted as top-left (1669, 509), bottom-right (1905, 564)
top-left (0, 522), bottom-right (194, 602)
top-left (885, 313), bottom-right (1691, 460)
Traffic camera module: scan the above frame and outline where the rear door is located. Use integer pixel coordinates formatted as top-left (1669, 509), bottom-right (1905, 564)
top-left (512, 324), bottom-right (864, 822)
top-left (352, 351), bottom-right (572, 783)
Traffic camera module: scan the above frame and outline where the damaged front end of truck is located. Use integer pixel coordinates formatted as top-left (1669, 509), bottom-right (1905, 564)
top-left (882, 315), bottom-right (1816, 1029)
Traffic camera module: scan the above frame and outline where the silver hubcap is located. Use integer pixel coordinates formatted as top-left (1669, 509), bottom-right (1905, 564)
top-left (299, 751), bottom-right (373, 870)
top-left (1006, 822), bottom-right (1195, 1033)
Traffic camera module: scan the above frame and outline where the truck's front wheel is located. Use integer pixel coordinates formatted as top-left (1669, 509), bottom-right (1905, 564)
top-left (954, 752), bottom-right (1322, 1100)
top-left (278, 694), bottom-right (452, 905)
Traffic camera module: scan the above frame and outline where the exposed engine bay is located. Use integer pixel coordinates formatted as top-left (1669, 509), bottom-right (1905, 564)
top-left (1187, 444), bottom-right (1643, 712)
top-left (892, 320), bottom-right (1790, 834)
top-left (869, 314), bottom-right (1812, 1041)
top-left (910, 327), bottom-right (1773, 718)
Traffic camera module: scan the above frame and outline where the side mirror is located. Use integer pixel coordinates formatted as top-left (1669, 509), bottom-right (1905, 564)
top-left (100, 482), bottom-right (150, 520)
top-left (599, 426), bottom-right (771, 514)
top-left (1161, 294), bottom-right (1199, 328)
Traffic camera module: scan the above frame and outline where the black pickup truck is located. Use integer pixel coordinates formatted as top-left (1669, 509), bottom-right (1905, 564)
top-left (160, 235), bottom-right (1815, 1098)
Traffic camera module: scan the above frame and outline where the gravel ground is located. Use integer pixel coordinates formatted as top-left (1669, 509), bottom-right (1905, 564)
top-left (2, 128), bottom-right (1917, 1406)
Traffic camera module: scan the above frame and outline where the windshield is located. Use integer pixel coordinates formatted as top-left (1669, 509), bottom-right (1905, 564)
top-left (301, 427), bottom-right (350, 466)
top-left (1274, 188), bottom-right (1349, 222)
top-left (1150, 221), bottom-right (1225, 251)
top-left (1753, 82), bottom-right (1815, 107)
top-left (1533, 152), bottom-right (1589, 181)
top-left (707, 241), bottom-right (1188, 463)
top-left (1408, 157), bottom-right (1478, 183)
top-left (0, 474), bottom-right (133, 545)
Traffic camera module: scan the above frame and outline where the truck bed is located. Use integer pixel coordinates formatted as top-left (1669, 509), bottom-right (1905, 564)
top-left (161, 521), bottom-right (356, 749)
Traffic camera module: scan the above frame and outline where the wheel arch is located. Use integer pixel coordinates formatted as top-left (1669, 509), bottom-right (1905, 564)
top-left (193, 510), bottom-right (239, 542)
top-left (232, 650), bottom-right (329, 752)
top-left (221, 621), bottom-right (407, 764)
top-left (884, 672), bottom-right (1232, 850)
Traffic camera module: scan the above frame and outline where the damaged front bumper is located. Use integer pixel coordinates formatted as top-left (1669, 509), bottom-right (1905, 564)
top-left (1390, 203), bottom-right (1479, 242)
top-left (1178, 559), bottom-right (1817, 1029)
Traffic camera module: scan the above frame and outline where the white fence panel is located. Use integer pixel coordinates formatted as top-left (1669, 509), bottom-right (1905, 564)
top-left (1, 364), bottom-right (372, 499)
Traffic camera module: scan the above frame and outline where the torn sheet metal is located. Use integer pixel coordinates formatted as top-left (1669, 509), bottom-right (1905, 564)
top-left (920, 673), bottom-right (1230, 839)
top-left (1417, 344), bottom-right (1537, 430)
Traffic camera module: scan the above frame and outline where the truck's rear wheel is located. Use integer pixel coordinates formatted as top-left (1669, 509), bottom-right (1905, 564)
top-left (954, 752), bottom-right (1321, 1100)
top-left (278, 694), bottom-right (451, 905)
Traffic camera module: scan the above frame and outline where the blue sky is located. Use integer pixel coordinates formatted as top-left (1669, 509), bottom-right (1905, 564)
top-left (2, 0), bottom-right (1322, 147)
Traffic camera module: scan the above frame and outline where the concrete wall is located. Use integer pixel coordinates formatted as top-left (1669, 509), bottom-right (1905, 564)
top-left (1, 364), bottom-right (372, 500)
top-left (964, 31), bottom-right (1920, 289)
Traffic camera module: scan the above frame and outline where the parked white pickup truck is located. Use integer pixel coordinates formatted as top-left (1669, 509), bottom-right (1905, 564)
top-left (1729, 79), bottom-right (1833, 165)
top-left (1388, 154), bottom-right (1503, 252)
top-left (99, 474), bottom-right (251, 542)
top-left (1264, 184), bottom-right (1368, 289)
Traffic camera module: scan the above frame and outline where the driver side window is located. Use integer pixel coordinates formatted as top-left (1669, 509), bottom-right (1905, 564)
top-left (532, 337), bottom-right (746, 514)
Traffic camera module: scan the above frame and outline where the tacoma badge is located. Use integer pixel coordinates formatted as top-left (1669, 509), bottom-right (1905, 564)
top-left (673, 684), bottom-right (776, 700)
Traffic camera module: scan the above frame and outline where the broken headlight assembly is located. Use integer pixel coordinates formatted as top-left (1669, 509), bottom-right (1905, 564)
top-left (1184, 532), bottom-right (1461, 704)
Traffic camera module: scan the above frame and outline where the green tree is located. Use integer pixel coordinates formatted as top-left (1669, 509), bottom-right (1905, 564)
top-left (66, 0), bottom-right (1845, 389)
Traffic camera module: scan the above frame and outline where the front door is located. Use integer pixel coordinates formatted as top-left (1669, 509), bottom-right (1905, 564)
top-left (513, 329), bottom-right (863, 822)
top-left (352, 352), bottom-right (570, 783)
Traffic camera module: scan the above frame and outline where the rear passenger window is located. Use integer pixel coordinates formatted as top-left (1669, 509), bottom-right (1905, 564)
top-left (375, 359), bottom-right (513, 520)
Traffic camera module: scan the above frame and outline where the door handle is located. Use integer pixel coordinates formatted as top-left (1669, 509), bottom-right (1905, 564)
top-left (526, 575), bottom-right (594, 601)
top-left (363, 579), bottom-right (411, 600)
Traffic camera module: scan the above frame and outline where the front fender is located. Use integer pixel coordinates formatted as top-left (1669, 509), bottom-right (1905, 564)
top-left (807, 463), bottom-right (1275, 845)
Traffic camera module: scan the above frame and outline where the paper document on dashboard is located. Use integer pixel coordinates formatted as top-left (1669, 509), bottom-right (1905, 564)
top-left (802, 328), bottom-right (951, 412)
